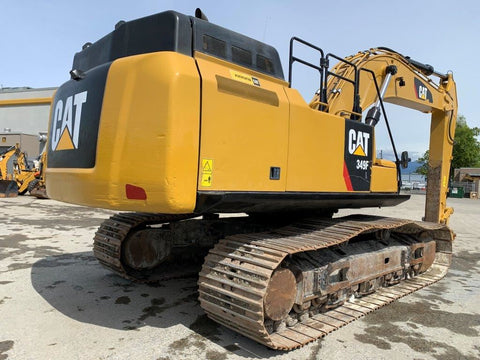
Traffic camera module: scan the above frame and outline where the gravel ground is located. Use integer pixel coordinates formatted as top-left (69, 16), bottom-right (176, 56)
top-left (0, 194), bottom-right (479, 360)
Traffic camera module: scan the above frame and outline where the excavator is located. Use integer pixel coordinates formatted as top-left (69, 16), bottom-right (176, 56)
top-left (0, 144), bottom-right (37, 197)
top-left (45, 10), bottom-right (457, 349)
top-left (28, 150), bottom-right (48, 198)
top-left (0, 146), bottom-right (19, 197)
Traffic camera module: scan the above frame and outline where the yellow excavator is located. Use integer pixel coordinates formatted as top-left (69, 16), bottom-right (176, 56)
top-left (0, 144), bottom-right (38, 197)
top-left (45, 9), bottom-right (457, 349)
top-left (29, 150), bottom-right (48, 199)
top-left (0, 145), bottom-right (19, 197)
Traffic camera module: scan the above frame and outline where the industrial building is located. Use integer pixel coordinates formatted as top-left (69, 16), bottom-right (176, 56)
top-left (0, 87), bottom-right (55, 158)
top-left (0, 132), bottom-right (44, 158)
top-left (452, 167), bottom-right (480, 198)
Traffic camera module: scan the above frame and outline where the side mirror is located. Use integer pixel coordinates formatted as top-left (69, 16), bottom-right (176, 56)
top-left (401, 151), bottom-right (411, 169)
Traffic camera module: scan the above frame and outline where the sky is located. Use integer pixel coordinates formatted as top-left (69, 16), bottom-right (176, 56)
top-left (1, 0), bottom-right (478, 160)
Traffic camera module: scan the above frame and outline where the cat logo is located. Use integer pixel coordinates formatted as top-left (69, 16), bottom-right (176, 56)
top-left (414, 78), bottom-right (433, 103)
top-left (348, 129), bottom-right (370, 157)
top-left (344, 120), bottom-right (372, 191)
top-left (418, 85), bottom-right (428, 100)
top-left (51, 91), bottom-right (88, 151)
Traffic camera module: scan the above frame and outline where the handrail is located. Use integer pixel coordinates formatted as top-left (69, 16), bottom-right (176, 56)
top-left (288, 37), bottom-right (361, 117)
top-left (288, 37), bottom-right (325, 87)
top-left (325, 53), bottom-right (361, 119)
top-left (288, 37), bottom-right (327, 108)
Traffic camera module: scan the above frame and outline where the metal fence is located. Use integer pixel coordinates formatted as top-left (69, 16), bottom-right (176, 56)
top-left (451, 181), bottom-right (477, 193)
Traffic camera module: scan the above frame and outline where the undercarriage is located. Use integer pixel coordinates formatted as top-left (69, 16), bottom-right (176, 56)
top-left (93, 213), bottom-right (453, 350)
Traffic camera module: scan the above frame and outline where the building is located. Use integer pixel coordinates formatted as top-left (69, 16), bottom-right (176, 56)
top-left (0, 87), bottom-right (55, 158)
top-left (0, 86), bottom-right (55, 133)
top-left (452, 168), bottom-right (480, 197)
top-left (0, 132), bottom-right (43, 158)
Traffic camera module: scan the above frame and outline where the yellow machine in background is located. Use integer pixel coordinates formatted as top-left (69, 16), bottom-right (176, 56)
top-left (28, 150), bottom-right (48, 199)
top-left (0, 145), bottom-right (19, 197)
top-left (46, 9), bottom-right (457, 349)
top-left (0, 144), bottom-right (38, 197)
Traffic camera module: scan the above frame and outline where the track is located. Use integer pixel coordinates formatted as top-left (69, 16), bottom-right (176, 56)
top-left (93, 213), bottom-right (453, 350)
top-left (93, 212), bottom-right (195, 280)
top-left (198, 215), bottom-right (453, 350)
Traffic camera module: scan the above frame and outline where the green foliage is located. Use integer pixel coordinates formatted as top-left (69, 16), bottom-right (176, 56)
top-left (415, 115), bottom-right (480, 176)
top-left (415, 150), bottom-right (429, 176)
top-left (451, 115), bottom-right (480, 169)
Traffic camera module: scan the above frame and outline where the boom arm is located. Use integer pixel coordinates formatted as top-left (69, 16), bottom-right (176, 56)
top-left (0, 145), bottom-right (20, 179)
top-left (311, 48), bottom-right (457, 224)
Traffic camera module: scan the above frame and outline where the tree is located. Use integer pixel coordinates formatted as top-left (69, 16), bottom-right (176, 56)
top-left (415, 115), bottom-right (480, 176)
top-left (451, 115), bottom-right (480, 169)
top-left (415, 150), bottom-right (429, 176)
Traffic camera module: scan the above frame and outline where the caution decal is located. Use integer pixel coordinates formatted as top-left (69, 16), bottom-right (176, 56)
top-left (229, 70), bottom-right (260, 86)
top-left (201, 159), bottom-right (213, 187)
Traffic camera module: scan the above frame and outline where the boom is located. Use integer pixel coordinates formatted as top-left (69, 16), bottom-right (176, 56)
top-left (309, 47), bottom-right (457, 223)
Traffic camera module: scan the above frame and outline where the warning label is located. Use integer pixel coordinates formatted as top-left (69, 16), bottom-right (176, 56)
top-left (201, 173), bottom-right (212, 187)
top-left (202, 159), bottom-right (212, 174)
top-left (201, 159), bottom-right (213, 187)
top-left (229, 70), bottom-right (260, 87)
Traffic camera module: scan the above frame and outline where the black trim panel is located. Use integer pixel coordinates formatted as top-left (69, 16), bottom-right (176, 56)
top-left (344, 119), bottom-right (373, 191)
top-left (48, 62), bottom-right (110, 168)
top-left (73, 11), bottom-right (192, 72)
top-left (195, 191), bottom-right (410, 214)
top-left (72, 10), bottom-right (284, 80)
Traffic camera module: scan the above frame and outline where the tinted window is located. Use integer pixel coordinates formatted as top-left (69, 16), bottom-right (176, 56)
top-left (232, 46), bottom-right (252, 66)
top-left (257, 54), bottom-right (275, 74)
top-left (202, 34), bottom-right (226, 58)
top-left (193, 18), bottom-right (285, 80)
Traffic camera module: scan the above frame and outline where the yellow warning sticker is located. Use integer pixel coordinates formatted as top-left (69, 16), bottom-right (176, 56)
top-left (201, 159), bottom-right (213, 187)
top-left (202, 159), bottom-right (212, 174)
top-left (230, 70), bottom-right (253, 85)
top-left (229, 70), bottom-right (260, 86)
top-left (201, 173), bottom-right (212, 187)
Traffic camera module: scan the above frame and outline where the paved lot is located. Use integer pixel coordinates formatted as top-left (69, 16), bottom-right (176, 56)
top-left (0, 195), bottom-right (479, 359)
